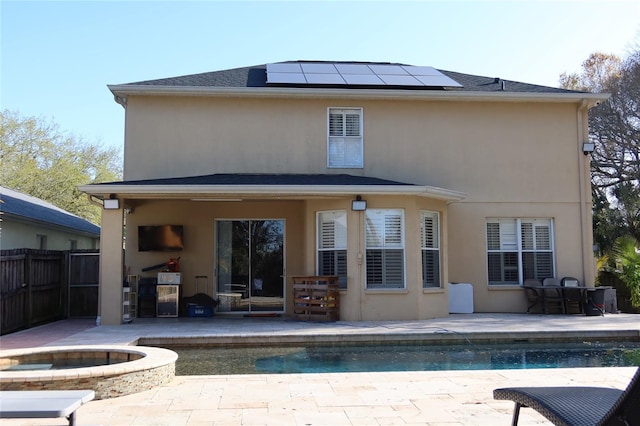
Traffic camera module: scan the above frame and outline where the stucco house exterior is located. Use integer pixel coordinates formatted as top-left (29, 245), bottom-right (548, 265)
top-left (1, 186), bottom-right (100, 250)
top-left (80, 61), bottom-right (607, 325)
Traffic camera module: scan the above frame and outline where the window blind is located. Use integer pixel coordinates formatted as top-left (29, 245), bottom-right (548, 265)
top-left (365, 209), bottom-right (405, 289)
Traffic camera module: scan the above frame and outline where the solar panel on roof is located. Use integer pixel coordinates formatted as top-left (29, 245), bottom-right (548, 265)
top-left (414, 75), bottom-right (462, 87)
top-left (335, 64), bottom-right (375, 75)
top-left (301, 63), bottom-right (337, 74)
top-left (402, 66), bottom-right (440, 76)
top-left (342, 74), bottom-right (384, 85)
top-left (267, 72), bottom-right (307, 84)
top-left (267, 63), bottom-right (302, 73)
top-left (379, 75), bottom-right (421, 86)
top-left (305, 73), bottom-right (346, 84)
top-left (266, 62), bottom-right (462, 88)
top-left (369, 64), bottom-right (409, 75)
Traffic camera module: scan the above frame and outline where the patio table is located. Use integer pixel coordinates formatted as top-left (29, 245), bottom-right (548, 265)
top-left (523, 285), bottom-right (612, 315)
top-left (0, 390), bottom-right (94, 426)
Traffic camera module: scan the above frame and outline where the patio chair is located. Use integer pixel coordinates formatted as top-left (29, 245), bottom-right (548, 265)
top-left (542, 277), bottom-right (565, 314)
top-left (493, 366), bottom-right (640, 426)
top-left (523, 279), bottom-right (543, 313)
top-left (561, 276), bottom-right (585, 315)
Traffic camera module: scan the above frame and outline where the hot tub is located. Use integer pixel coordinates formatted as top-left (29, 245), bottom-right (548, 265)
top-left (0, 345), bottom-right (177, 399)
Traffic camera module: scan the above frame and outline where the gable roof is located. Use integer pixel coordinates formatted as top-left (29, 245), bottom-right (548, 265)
top-left (0, 186), bottom-right (100, 237)
top-left (121, 61), bottom-right (577, 93)
top-left (109, 61), bottom-right (607, 105)
top-left (79, 173), bottom-right (466, 202)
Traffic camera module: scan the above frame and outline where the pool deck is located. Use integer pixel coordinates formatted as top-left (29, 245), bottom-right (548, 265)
top-left (1, 313), bottom-right (639, 425)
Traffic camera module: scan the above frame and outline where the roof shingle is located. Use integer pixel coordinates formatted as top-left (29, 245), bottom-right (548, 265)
top-left (120, 61), bottom-right (585, 94)
top-left (1, 187), bottom-right (100, 236)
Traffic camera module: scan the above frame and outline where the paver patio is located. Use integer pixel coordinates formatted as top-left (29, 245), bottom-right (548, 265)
top-left (1, 313), bottom-right (638, 425)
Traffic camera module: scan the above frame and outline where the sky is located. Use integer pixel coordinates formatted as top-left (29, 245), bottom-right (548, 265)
top-left (2, 1), bottom-right (639, 156)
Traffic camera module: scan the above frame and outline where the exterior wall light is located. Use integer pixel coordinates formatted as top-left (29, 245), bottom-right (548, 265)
top-left (582, 142), bottom-right (595, 155)
top-left (103, 194), bottom-right (120, 210)
top-left (352, 195), bottom-right (367, 211)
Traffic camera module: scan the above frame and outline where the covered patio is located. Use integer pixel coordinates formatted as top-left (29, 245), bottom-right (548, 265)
top-left (80, 174), bottom-right (466, 325)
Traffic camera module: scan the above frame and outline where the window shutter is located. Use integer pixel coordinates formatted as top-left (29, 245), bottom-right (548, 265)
top-left (384, 213), bottom-right (403, 247)
top-left (486, 222), bottom-right (501, 250)
top-left (344, 139), bottom-right (363, 166)
top-left (365, 212), bottom-right (385, 247)
top-left (521, 222), bottom-right (534, 250)
top-left (383, 250), bottom-right (404, 288)
top-left (421, 212), bottom-right (439, 249)
top-left (319, 220), bottom-right (335, 249)
top-left (345, 113), bottom-right (360, 136)
top-left (329, 112), bottom-right (343, 136)
top-left (317, 211), bottom-right (347, 288)
top-left (488, 218), bottom-right (555, 285)
top-left (421, 211), bottom-right (440, 288)
top-left (328, 108), bottom-right (363, 168)
top-left (535, 224), bottom-right (551, 250)
top-left (366, 210), bottom-right (404, 289)
top-left (500, 221), bottom-right (517, 250)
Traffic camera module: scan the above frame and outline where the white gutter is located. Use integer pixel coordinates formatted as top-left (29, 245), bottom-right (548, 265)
top-left (78, 184), bottom-right (467, 202)
top-left (108, 84), bottom-right (609, 104)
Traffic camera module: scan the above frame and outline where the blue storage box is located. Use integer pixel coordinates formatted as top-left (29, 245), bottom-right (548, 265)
top-left (187, 303), bottom-right (213, 317)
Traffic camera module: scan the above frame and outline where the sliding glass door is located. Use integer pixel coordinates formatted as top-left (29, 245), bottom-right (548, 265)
top-left (215, 220), bottom-right (284, 313)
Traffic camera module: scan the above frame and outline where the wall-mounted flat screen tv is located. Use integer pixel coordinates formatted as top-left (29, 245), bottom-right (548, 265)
top-left (138, 225), bottom-right (184, 252)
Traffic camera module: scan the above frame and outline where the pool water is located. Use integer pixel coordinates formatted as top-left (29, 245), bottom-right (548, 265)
top-left (2, 358), bottom-right (127, 371)
top-left (170, 341), bottom-right (640, 375)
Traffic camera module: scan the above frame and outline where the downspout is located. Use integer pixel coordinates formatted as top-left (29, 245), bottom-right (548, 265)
top-left (576, 100), bottom-right (594, 286)
top-left (114, 95), bottom-right (127, 108)
top-left (87, 194), bottom-right (104, 208)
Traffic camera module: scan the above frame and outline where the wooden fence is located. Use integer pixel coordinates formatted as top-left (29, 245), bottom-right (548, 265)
top-left (1, 249), bottom-right (99, 335)
top-left (68, 252), bottom-right (100, 318)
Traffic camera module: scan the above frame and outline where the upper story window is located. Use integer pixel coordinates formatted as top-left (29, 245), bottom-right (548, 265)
top-left (317, 210), bottom-right (348, 289)
top-left (365, 209), bottom-right (405, 289)
top-left (486, 218), bottom-right (555, 285)
top-left (327, 108), bottom-right (363, 168)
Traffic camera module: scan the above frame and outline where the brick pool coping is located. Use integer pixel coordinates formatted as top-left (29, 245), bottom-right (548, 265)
top-left (0, 345), bottom-right (177, 399)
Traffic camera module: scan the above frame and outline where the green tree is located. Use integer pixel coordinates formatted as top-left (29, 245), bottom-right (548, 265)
top-left (559, 52), bottom-right (622, 92)
top-left (560, 50), bottom-right (640, 254)
top-left (0, 109), bottom-right (122, 224)
top-left (612, 236), bottom-right (640, 308)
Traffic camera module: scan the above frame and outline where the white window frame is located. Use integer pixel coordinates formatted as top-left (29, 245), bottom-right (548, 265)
top-left (327, 107), bottom-right (363, 168)
top-left (365, 209), bottom-right (405, 289)
top-left (316, 210), bottom-right (348, 289)
top-left (421, 211), bottom-right (441, 288)
top-left (486, 218), bottom-right (555, 285)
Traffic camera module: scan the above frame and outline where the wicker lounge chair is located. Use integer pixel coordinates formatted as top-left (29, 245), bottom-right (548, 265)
top-left (493, 367), bottom-right (640, 425)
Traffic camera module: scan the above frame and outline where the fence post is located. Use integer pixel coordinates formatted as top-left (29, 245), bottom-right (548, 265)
top-left (25, 250), bottom-right (33, 327)
top-left (61, 251), bottom-right (69, 319)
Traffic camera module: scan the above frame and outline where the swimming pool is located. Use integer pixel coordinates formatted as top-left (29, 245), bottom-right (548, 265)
top-left (169, 341), bottom-right (640, 375)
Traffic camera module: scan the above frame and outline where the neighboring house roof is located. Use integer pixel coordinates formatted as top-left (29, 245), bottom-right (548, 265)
top-left (80, 173), bottom-right (467, 202)
top-left (0, 186), bottom-right (100, 236)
